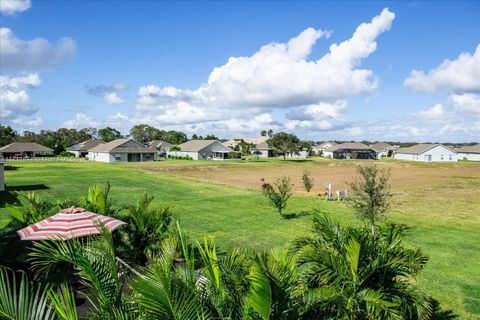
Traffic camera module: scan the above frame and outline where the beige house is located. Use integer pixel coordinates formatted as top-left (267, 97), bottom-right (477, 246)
top-left (172, 140), bottom-right (238, 160)
top-left (223, 137), bottom-right (268, 149)
top-left (0, 142), bottom-right (54, 158)
top-left (88, 139), bottom-right (156, 162)
top-left (67, 139), bottom-right (105, 157)
top-left (312, 141), bottom-right (337, 156)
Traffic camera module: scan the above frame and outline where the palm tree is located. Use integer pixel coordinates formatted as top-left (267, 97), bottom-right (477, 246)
top-left (290, 214), bottom-right (433, 319)
top-left (115, 192), bottom-right (174, 265)
top-left (80, 182), bottom-right (115, 215)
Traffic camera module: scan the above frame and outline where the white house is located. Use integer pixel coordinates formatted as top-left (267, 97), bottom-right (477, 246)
top-left (172, 140), bottom-right (239, 160)
top-left (67, 139), bottom-right (105, 157)
top-left (87, 139), bottom-right (157, 163)
top-left (455, 144), bottom-right (480, 161)
top-left (394, 144), bottom-right (458, 162)
top-left (252, 141), bottom-right (274, 158)
top-left (149, 140), bottom-right (172, 157)
top-left (370, 142), bottom-right (396, 158)
top-left (312, 141), bottom-right (337, 156)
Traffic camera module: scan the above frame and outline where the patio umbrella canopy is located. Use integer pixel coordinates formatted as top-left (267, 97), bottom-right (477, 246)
top-left (17, 207), bottom-right (126, 240)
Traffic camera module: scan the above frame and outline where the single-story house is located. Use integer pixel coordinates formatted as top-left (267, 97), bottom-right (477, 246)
top-left (223, 137), bottom-right (268, 150)
top-left (149, 140), bottom-right (172, 157)
top-left (67, 139), bottom-right (105, 157)
top-left (172, 140), bottom-right (239, 160)
top-left (0, 162), bottom-right (4, 192)
top-left (394, 144), bottom-right (458, 162)
top-left (252, 141), bottom-right (275, 158)
top-left (324, 143), bottom-right (380, 160)
top-left (312, 141), bottom-right (337, 156)
top-left (454, 144), bottom-right (480, 161)
top-left (370, 142), bottom-right (396, 158)
top-left (0, 142), bottom-right (54, 158)
top-left (87, 138), bottom-right (157, 163)
top-left (284, 150), bottom-right (309, 159)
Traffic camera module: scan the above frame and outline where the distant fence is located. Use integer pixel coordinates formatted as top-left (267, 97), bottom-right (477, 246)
top-left (1, 157), bottom-right (92, 163)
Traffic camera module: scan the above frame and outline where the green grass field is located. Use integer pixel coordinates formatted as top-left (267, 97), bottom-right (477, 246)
top-left (1, 159), bottom-right (479, 319)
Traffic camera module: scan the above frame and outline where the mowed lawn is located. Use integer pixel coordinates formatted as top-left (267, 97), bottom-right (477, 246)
top-left (1, 159), bottom-right (479, 319)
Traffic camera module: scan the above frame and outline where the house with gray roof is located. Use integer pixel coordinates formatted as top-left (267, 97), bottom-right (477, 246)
top-left (67, 139), bottom-right (105, 157)
top-left (370, 142), bottom-right (396, 157)
top-left (394, 143), bottom-right (457, 162)
top-left (312, 141), bottom-right (337, 156)
top-left (0, 142), bottom-right (54, 158)
top-left (323, 142), bottom-right (380, 160)
top-left (455, 144), bottom-right (480, 161)
top-left (87, 138), bottom-right (156, 162)
top-left (149, 140), bottom-right (172, 158)
top-left (172, 140), bottom-right (238, 160)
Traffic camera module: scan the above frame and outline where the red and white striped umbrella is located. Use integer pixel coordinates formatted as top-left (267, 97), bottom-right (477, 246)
top-left (17, 207), bottom-right (126, 241)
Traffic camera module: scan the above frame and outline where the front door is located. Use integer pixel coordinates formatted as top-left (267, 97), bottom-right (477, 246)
top-left (424, 154), bottom-right (432, 161)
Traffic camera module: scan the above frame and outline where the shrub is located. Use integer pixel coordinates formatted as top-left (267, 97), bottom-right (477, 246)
top-left (59, 151), bottom-right (75, 157)
top-left (302, 170), bottom-right (314, 193)
top-left (261, 176), bottom-right (293, 217)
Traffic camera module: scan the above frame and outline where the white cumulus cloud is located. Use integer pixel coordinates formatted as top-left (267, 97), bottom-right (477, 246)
top-left (417, 103), bottom-right (444, 120)
top-left (404, 45), bottom-right (480, 93)
top-left (131, 8), bottom-right (395, 135)
top-left (0, 27), bottom-right (76, 72)
top-left (104, 92), bottom-right (125, 105)
top-left (0, 73), bottom-right (41, 120)
top-left (62, 113), bottom-right (101, 129)
top-left (0, 0), bottom-right (31, 15)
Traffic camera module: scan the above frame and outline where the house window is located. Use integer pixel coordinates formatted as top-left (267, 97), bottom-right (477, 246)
top-left (449, 155), bottom-right (452, 160)
top-left (441, 154), bottom-right (444, 160)
top-left (114, 154), bottom-right (122, 161)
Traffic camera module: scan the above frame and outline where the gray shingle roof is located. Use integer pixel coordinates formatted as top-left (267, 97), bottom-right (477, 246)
top-left (149, 140), bottom-right (172, 149)
top-left (178, 140), bottom-right (232, 152)
top-left (67, 139), bottom-right (105, 151)
top-left (0, 142), bottom-right (53, 153)
top-left (88, 139), bottom-right (156, 153)
top-left (370, 142), bottom-right (395, 151)
top-left (455, 144), bottom-right (480, 154)
top-left (326, 142), bottom-right (378, 152)
top-left (395, 143), bottom-right (456, 155)
top-left (255, 141), bottom-right (273, 150)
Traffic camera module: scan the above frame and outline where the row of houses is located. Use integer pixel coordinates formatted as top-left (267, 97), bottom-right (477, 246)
top-left (1, 139), bottom-right (479, 162)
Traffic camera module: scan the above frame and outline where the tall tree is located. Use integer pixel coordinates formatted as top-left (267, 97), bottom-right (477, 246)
top-left (204, 134), bottom-right (219, 140)
top-left (129, 124), bottom-right (164, 143)
top-left (164, 130), bottom-right (187, 144)
top-left (0, 125), bottom-right (17, 146)
top-left (98, 127), bottom-right (122, 142)
top-left (267, 132), bottom-right (301, 160)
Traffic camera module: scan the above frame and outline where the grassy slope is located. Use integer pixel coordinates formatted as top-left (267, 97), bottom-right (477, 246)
top-left (0, 160), bottom-right (479, 319)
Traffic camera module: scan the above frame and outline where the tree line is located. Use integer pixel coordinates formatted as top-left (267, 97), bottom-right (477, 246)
top-left (0, 124), bottom-right (220, 153)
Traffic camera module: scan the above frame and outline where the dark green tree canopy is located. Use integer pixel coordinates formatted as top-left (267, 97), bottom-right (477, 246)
top-left (129, 124), bottom-right (163, 143)
top-left (267, 132), bottom-right (301, 160)
top-left (98, 127), bottom-right (122, 142)
top-left (0, 125), bottom-right (17, 147)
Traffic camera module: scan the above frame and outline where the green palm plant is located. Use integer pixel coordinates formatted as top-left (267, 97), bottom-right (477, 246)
top-left (196, 238), bottom-right (250, 319)
top-left (0, 267), bottom-right (55, 320)
top-left (80, 182), bottom-right (115, 215)
top-left (130, 234), bottom-right (211, 319)
top-left (115, 192), bottom-right (174, 265)
top-left (290, 214), bottom-right (432, 319)
top-left (28, 228), bottom-right (136, 319)
top-left (246, 252), bottom-right (299, 320)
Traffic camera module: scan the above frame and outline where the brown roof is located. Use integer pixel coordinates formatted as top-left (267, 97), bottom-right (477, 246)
top-left (455, 144), bottom-right (480, 154)
top-left (88, 139), bottom-right (155, 153)
top-left (326, 142), bottom-right (378, 152)
top-left (0, 142), bottom-right (53, 153)
top-left (67, 139), bottom-right (105, 151)
top-left (395, 143), bottom-right (456, 155)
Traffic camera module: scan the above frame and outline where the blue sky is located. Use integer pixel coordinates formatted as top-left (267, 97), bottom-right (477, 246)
top-left (0, 0), bottom-right (479, 142)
